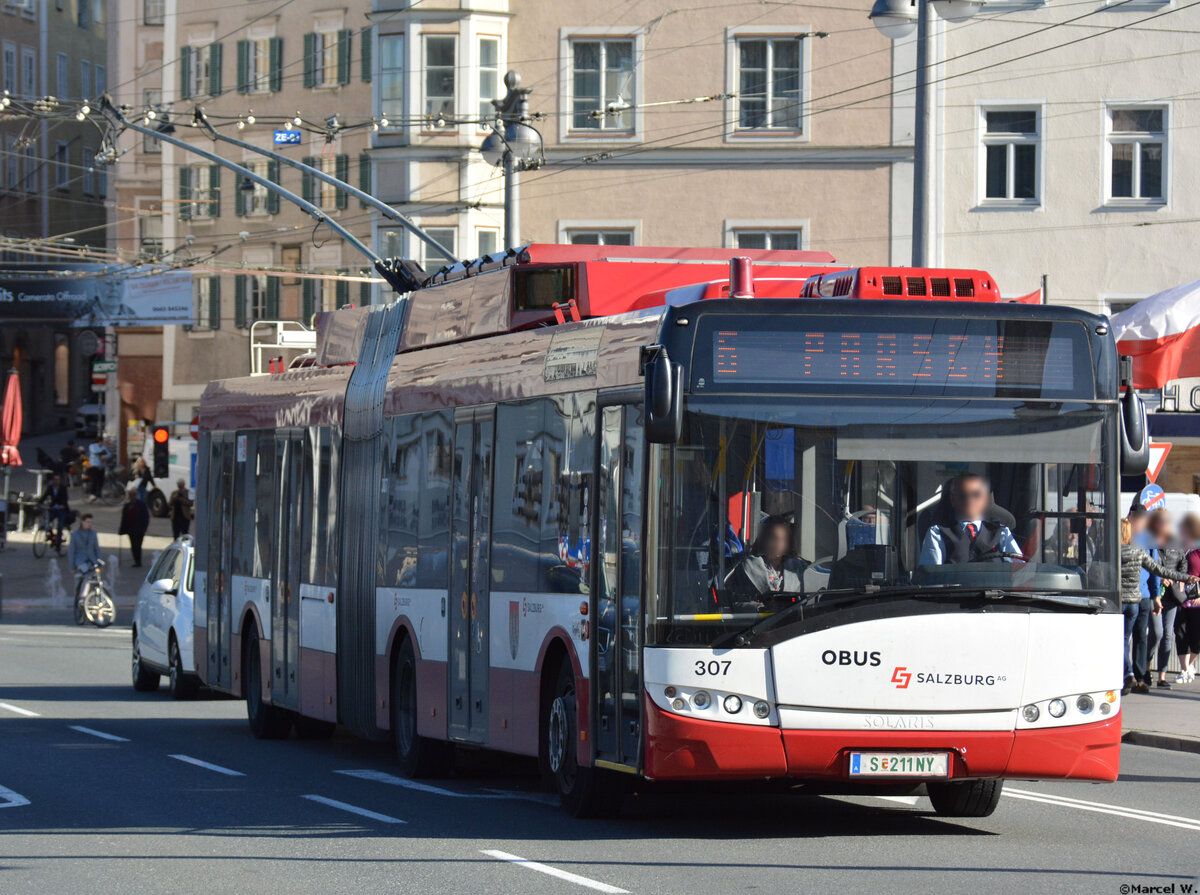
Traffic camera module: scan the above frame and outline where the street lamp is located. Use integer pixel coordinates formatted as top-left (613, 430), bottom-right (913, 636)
top-left (870, 0), bottom-right (983, 266)
top-left (479, 71), bottom-right (544, 249)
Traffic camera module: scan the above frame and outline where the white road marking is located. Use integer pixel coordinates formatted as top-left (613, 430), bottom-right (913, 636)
top-left (0, 701), bottom-right (40, 717)
top-left (1004, 788), bottom-right (1200, 831)
top-left (335, 769), bottom-right (555, 804)
top-left (168, 754), bottom-right (245, 777)
top-left (482, 849), bottom-right (629, 894)
top-left (0, 628), bottom-right (129, 638)
top-left (302, 794), bottom-right (405, 824)
top-left (69, 725), bottom-right (129, 743)
top-left (872, 795), bottom-right (921, 805)
top-left (0, 785), bottom-right (30, 808)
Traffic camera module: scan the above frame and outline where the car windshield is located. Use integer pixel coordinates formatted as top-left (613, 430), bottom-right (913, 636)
top-left (648, 396), bottom-right (1117, 647)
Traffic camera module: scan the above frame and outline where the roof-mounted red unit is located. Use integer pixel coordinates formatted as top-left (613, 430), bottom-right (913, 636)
top-left (801, 267), bottom-right (1002, 302)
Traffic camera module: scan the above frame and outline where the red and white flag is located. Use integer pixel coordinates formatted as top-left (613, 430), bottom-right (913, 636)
top-left (1111, 279), bottom-right (1200, 388)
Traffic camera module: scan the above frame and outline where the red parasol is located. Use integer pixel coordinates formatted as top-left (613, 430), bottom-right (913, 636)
top-left (1, 369), bottom-right (22, 467)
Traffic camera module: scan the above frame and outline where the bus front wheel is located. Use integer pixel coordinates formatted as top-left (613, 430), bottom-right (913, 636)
top-left (393, 637), bottom-right (450, 777)
top-left (244, 630), bottom-right (293, 740)
top-left (926, 779), bottom-right (1003, 817)
top-left (545, 661), bottom-right (623, 818)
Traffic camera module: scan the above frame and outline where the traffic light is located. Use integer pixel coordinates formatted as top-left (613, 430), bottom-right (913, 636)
top-left (152, 426), bottom-right (170, 478)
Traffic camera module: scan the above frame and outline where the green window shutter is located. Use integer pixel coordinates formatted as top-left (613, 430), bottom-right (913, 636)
top-left (301, 156), bottom-right (315, 205)
top-left (358, 152), bottom-right (371, 208)
top-left (335, 155), bottom-right (349, 209)
top-left (301, 278), bottom-right (314, 322)
top-left (208, 165), bottom-right (221, 217)
top-left (337, 30), bottom-right (352, 85)
top-left (234, 175), bottom-right (246, 216)
top-left (266, 276), bottom-right (279, 318)
top-left (180, 46), bottom-right (192, 100)
top-left (266, 160), bottom-right (280, 214)
top-left (360, 27), bottom-right (372, 83)
top-left (208, 42), bottom-right (223, 95)
top-left (236, 40), bottom-right (249, 94)
top-left (269, 37), bottom-right (282, 92)
top-left (178, 166), bottom-right (192, 221)
top-left (302, 33), bottom-right (316, 88)
top-left (234, 275), bottom-right (247, 329)
top-left (209, 277), bottom-right (222, 330)
top-left (335, 269), bottom-right (349, 308)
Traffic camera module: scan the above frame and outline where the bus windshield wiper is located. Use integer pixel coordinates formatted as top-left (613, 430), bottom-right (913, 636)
top-left (973, 589), bottom-right (1109, 612)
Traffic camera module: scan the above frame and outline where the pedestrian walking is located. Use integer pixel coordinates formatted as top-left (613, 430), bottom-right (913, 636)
top-left (118, 484), bottom-right (150, 567)
top-left (132, 456), bottom-right (154, 502)
top-left (85, 434), bottom-right (108, 502)
top-left (169, 479), bottom-right (192, 539)
top-left (1178, 513), bottom-right (1200, 684)
top-left (1148, 510), bottom-right (1188, 689)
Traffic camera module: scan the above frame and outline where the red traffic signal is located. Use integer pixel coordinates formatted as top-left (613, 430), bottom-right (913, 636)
top-left (152, 426), bottom-right (170, 477)
top-left (153, 426), bottom-right (170, 444)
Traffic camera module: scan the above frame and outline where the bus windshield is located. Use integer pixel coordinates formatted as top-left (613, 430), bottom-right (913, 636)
top-left (650, 396), bottom-right (1117, 647)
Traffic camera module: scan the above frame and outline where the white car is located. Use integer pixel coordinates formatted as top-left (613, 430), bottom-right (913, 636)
top-left (131, 537), bottom-right (199, 699)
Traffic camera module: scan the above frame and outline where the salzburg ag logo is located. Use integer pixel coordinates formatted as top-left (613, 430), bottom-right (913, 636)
top-left (891, 666), bottom-right (913, 689)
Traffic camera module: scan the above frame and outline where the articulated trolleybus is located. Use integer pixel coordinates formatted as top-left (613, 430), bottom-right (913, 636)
top-left (192, 245), bottom-right (1149, 818)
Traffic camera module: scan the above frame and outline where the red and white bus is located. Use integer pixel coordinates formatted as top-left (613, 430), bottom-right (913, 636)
top-left (188, 244), bottom-right (1144, 818)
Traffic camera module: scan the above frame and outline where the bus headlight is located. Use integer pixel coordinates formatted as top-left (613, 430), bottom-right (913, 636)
top-left (1076, 695), bottom-right (1094, 714)
top-left (1048, 699), bottom-right (1066, 718)
top-left (671, 698), bottom-right (686, 711)
top-left (1022, 704), bottom-right (1040, 723)
top-left (692, 690), bottom-right (711, 709)
top-left (1099, 702), bottom-right (1111, 715)
top-left (723, 695), bottom-right (743, 714)
top-left (752, 700), bottom-right (770, 719)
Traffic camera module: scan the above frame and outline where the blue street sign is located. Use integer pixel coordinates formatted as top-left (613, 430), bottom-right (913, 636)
top-left (274, 130), bottom-right (302, 145)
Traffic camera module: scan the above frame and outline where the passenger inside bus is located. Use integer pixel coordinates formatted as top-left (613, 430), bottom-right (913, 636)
top-left (724, 515), bottom-right (809, 600)
top-left (917, 473), bottom-right (1021, 565)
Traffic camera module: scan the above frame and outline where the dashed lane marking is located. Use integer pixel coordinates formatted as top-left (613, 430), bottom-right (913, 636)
top-left (168, 754), bottom-right (245, 777)
top-left (335, 769), bottom-right (556, 804)
top-left (482, 849), bottom-right (630, 894)
top-left (1004, 788), bottom-right (1200, 831)
top-left (0, 702), bottom-right (40, 717)
top-left (302, 795), bottom-right (405, 824)
top-left (69, 725), bottom-right (130, 742)
top-left (0, 785), bottom-right (30, 808)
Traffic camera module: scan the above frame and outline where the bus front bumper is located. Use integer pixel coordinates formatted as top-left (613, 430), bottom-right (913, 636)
top-left (643, 697), bottom-right (1121, 783)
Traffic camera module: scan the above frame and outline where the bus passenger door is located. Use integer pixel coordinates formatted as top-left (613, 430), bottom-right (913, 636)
top-left (448, 407), bottom-right (494, 743)
top-left (207, 435), bottom-right (235, 691)
top-left (592, 403), bottom-right (645, 770)
top-left (272, 431), bottom-right (303, 710)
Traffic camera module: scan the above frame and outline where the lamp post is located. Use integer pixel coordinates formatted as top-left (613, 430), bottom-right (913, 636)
top-left (869, 0), bottom-right (983, 267)
top-left (480, 71), bottom-right (544, 249)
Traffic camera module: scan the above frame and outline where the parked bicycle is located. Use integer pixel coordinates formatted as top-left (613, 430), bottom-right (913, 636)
top-left (75, 560), bottom-right (115, 627)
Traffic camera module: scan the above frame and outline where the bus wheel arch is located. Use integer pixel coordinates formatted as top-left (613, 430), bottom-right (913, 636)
top-left (391, 630), bottom-right (450, 778)
top-left (242, 623), bottom-right (292, 740)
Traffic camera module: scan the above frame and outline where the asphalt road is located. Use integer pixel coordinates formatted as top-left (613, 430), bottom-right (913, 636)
top-left (1, 623), bottom-right (1198, 895)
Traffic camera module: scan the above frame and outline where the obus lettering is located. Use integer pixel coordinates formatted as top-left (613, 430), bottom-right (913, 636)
top-left (820, 649), bottom-right (882, 667)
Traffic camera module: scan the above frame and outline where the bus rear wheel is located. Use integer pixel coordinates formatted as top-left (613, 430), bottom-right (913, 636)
top-left (393, 637), bottom-right (449, 777)
top-left (244, 629), bottom-right (293, 740)
top-left (926, 779), bottom-right (1003, 817)
top-left (545, 661), bottom-right (623, 818)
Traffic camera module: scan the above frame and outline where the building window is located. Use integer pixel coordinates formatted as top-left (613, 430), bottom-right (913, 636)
top-left (318, 155), bottom-right (338, 210)
top-left (144, 0), bottom-right (164, 26)
top-left (566, 229), bottom-right (634, 246)
top-left (735, 37), bottom-right (802, 131)
top-left (1108, 107), bottom-right (1166, 204)
top-left (21, 47), bottom-right (35, 98)
top-left (3, 45), bottom-right (15, 95)
top-left (249, 38), bottom-right (272, 93)
top-left (77, 0), bottom-right (88, 28)
top-left (80, 59), bottom-right (90, 100)
top-left (570, 37), bottom-right (635, 131)
top-left (248, 275), bottom-right (267, 321)
top-left (194, 276), bottom-right (220, 330)
top-left (191, 44), bottom-right (211, 98)
top-left (24, 140), bottom-right (37, 192)
top-left (94, 64), bottom-right (104, 97)
top-left (478, 228), bottom-right (500, 257)
top-left (479, 37), bottom-right (499, 123)
top-left (1105, 298), bottom-right (1141, 317)
top-left (54, 142), bottom-right (68, 189)
top-left (139, 210), bottom-right (163, 258)
top-left (380, 35), bottom-right (403, 124)
top-left (185, 164), bottom-right (217, 219)
top-left (56, 53), bottom-right (67, 99)
top-left (143, 89), bottom-right (161, 152)
top-left (4, 138), bottom-right (17, 190)
top-left (243, 159), bottom-right (270, 215)
top-left (423, 226), bottom-right (457, 267)
top-left (981, 108), bottom-right (1040, 205)
top-left (309, 29), bottom-right (342, 87)
top-left (80, 146), bottom-right (94, 194)
top-left (423, 35), bottom-right (455, 128)
top-left (732, 229), bottom-right (802, 250)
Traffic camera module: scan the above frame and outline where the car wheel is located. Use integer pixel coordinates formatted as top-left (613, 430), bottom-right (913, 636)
top-left (148, 489), bottom-right (168, 518)
top-left (543, 661), bottom-right (623, 818)
top-left (926, 779), bottom-right (1004, 818)
top-left (392, 636), bottom-right (450, 777)
top-left (244, 629), bottom-right (293, 739)
top-left (168, 638), bottom-right (198, 700)
top-left (131, 636), bottom-right (160, 692)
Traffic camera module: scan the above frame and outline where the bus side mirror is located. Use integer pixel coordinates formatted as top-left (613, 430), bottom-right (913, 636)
top-left (643, 350), bottom-right (682, 444)
top-left (1120, 387), bottom-right (1150, 475)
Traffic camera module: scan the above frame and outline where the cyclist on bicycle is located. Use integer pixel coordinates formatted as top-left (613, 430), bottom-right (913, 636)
top-left (40, 474), bottom-right (72, 540)
top-left (68, 513), bottom-right (102, 597)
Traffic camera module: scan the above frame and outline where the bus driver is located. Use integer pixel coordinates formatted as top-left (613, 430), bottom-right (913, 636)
top-left (918, 473), bottom-right (1020, 565)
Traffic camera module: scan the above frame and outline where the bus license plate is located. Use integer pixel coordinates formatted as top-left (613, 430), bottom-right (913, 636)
top-left (848, 752), bottom-right (949, 777)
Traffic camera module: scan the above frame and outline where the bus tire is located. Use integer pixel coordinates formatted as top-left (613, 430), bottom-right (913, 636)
top-left (393, 636), bottom-right (450, 777)
top-left (926, 779), bottom-right (1003, 818)
top-left (545, 661), bottom-right (623, 819)
top-left (244, 629), bottom-right (293, 740)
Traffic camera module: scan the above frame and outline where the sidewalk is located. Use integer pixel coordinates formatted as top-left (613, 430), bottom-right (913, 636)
top-left (1121, 683), bottom-right (1200, 755)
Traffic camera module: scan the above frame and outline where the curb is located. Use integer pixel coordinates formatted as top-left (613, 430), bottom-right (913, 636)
top-left (1122, 730), bottom-right (1200, 755)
